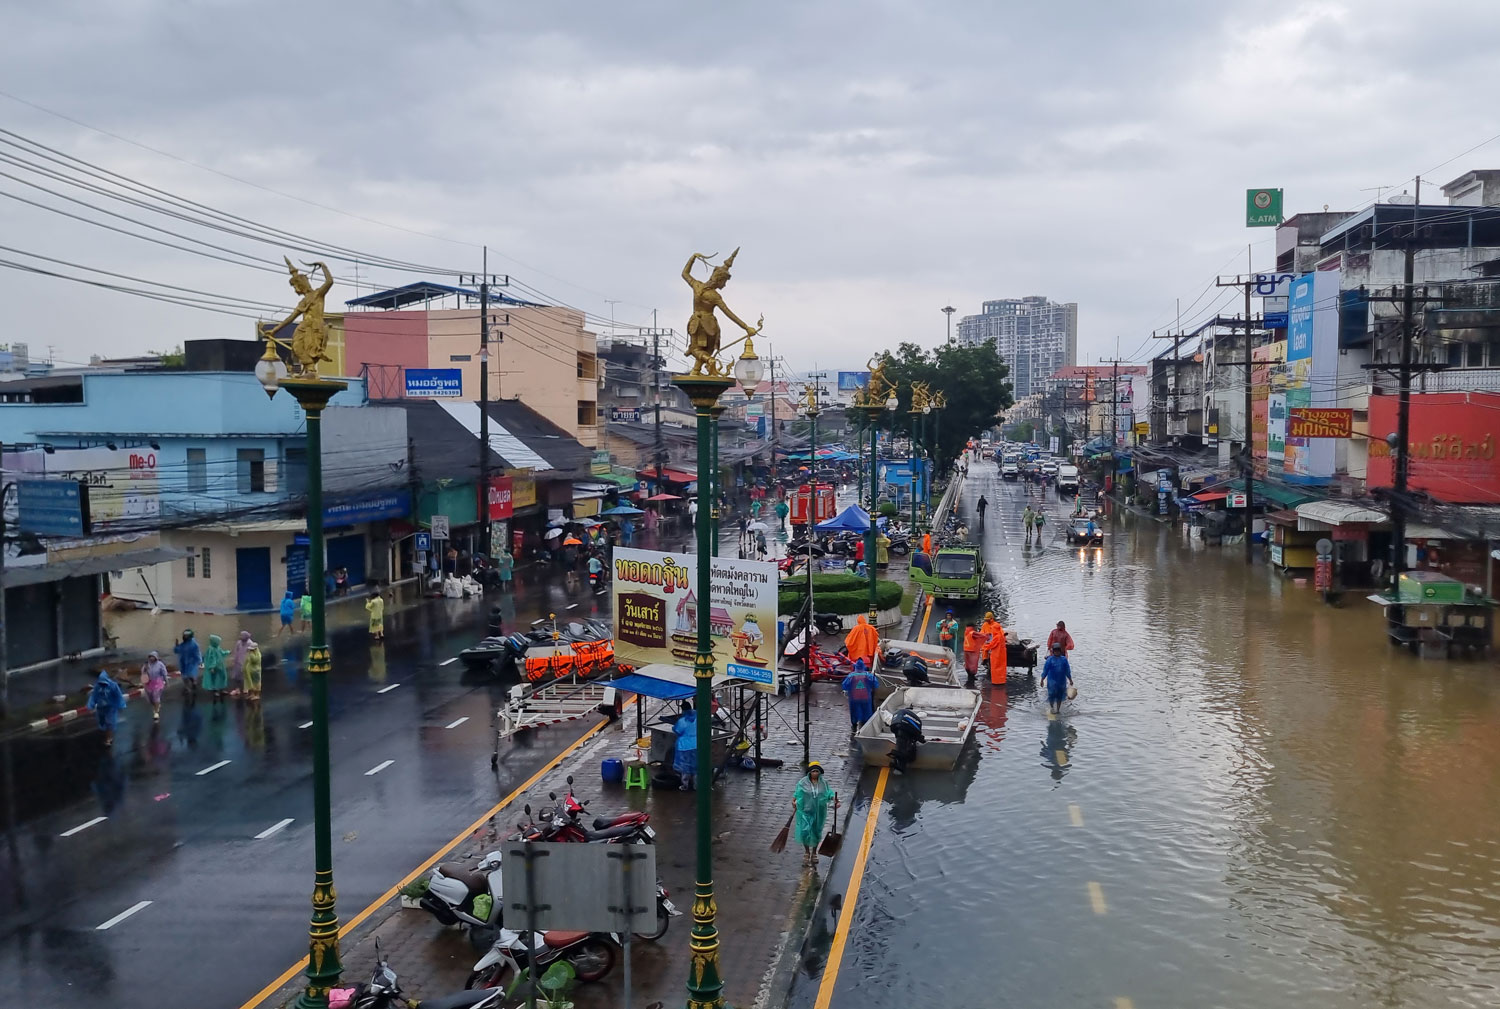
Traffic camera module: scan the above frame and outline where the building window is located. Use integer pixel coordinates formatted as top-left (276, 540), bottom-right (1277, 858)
top-left (187, 448), bottom-right (208, 493)
top-left (237, 448), bottom-right (266, 493)
top-left (186, 554), bottom-right (196, 578)
top-left (1447, 343), bottom-right (1464, 368)
top-left (1467, 342), bottom-right (1486, 368)
top-left (201, 547), bottom-right (212, 578)
top-left (284, 446), bottom-right (308, 496)
top-left (1488, 340), bottom-right (1500, 367)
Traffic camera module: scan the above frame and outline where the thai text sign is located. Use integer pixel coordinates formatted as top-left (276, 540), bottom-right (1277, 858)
top-left (486, 475), bottom-right (513, 520)
top-left (405, 368), bottom-right (463, 397)
top-left (611, 547), bottom-right (779, 689)
top-left (1367, 392), bottom-right (1500, 503)
top-left (1287, 408), bottom-right (1352, 439)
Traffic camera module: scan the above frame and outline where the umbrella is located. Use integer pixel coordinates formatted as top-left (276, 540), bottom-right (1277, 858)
top-left (563, 536), bottom-right (583, 546)
top-left (544, 528), bottom-right (564, 540)
top-left (601, 504), bottom-right (645, 516)
top-left (746, 520), bottom-right (769, 532)
top-left (646, 493), bottom-right (681, 502)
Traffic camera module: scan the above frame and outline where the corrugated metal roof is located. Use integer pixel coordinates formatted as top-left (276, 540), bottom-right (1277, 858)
top-left (1296, 500), bottom-right (1388, 529)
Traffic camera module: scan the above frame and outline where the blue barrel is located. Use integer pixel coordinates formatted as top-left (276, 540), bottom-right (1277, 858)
top-left (600, 757), bottom-right (625, 783)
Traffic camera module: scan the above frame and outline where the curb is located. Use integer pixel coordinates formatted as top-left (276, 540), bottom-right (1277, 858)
top-left (23, 671), bottom-right (183, 735)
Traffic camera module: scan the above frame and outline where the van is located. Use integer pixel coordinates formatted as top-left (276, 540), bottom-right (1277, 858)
top-left (1056, 464), bottom-right (1080, 494)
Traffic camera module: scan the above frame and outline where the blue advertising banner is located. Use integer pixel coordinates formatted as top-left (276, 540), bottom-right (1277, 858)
top-left (324, 490), bottom-right (411, 527)
top-left (837, 371), bottom-right (870, 392)
top-left (17, 478), bottom-right (90, 536)
top-left (405, 368), bottom-right (463, 398)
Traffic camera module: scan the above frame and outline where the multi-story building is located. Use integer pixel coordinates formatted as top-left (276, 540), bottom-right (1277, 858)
top-left (338, 282), bottom-right (600, 448)
top-left (957, 296), bottom-right (1077, 398)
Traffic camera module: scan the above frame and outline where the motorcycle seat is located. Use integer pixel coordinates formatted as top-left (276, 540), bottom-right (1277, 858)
top-left (542, 929), bottom-right (589, 947)
top-left (437, 863), bottom-right (489, 894)
top-left (587, 823), bottom-right (642, 841)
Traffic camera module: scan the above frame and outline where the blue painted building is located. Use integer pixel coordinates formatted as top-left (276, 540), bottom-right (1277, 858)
top-left (0, 371), bottom-right (410, 612)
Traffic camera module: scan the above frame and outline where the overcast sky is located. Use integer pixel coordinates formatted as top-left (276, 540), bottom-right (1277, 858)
top-left (2, 0), bottom-right (1498, 377)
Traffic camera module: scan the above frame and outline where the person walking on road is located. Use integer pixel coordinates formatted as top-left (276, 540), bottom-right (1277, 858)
top-left (792, 761), bottom-right (836, 867)
top-left (1042, 641), bottom-right (1074, 715)
top-left (840, 659), bottom-right (879, 732)
top-left (1032, 507), bottom-right (1046, 544)
top-left (87, 670), bottom-right (127, 746)
top-left (937, 609), bottom-right (959, 664)
top-left (976, 495), bottom-right (988, 523)
top-left (174, 629), bottom-right (201, 704)
top-left (365, 591), bottom-right (386, 641)
top-left (921, 530), bottom-right (932, 556)
top-left (962, 623), bottom-right (982, 681)
top-left (844, 614), bottom-right (880, 668)
top-left (229, 631), bottom-right (253, 696)
top-left (277, 590), bottom-right (297, 638)
top-left (1022, 505), bottom-right (1035, 543)
top-left (298, 593), bottom-right (312, 633)
top-left (981, 611), bottom-right (1007, 687)
top-left (1047, 620), bottom-right (1075, 654)
top-left (497, 547), bottom-right (515, 590)
top-left (242, 638), bottom-right (263, 701)
top-left (201, 634), bottom-right (229, 702)
top-left (673, 701), bottom-right (698, 791)
top-left (140, 650), bottom-right (169, 722)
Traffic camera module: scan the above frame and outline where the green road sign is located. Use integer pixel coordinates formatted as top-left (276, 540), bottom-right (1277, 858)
top-left (1247, 188), bottom-right (1283, 227)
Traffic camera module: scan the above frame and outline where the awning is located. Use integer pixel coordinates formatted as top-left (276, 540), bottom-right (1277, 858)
top-left (1263, 509), bottom-right (1302, 527)
top-left (1296, 500), bottom-right (1388, 531)
top-left (9, 546), bottom-right (191, 587)
top-left (638, 465), bottom-right (697, 483)
top-left (1190, 491), bottom-right (1228, 503)
top-left (611, 673), bottom-right (695, 701)
top-left (1227, 479), bottom-right (1317, 509)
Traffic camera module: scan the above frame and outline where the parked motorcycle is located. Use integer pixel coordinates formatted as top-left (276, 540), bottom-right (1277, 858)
top-left (419, 851), bottom-right (505, 937)
top-left (346, 938), bottom-right (503, 1009)
top-left (466, 927), bottom-right (619, 991)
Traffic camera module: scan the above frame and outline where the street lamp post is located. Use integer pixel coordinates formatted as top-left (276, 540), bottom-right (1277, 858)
top-left (923, 401), bottom-right (933, 515)
top-left (858, 392), bottom-right (898, 621)
top-left (254, 266), bottom-right (347, 1009)
top-left (709, 404), bottom-right (725, 556)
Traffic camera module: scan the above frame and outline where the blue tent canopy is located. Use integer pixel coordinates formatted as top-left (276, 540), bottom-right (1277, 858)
top-left (816, 504), bottom-right (871, 533)
top-left (601, 504), bottom-right (645, 516)
top-left (611, 673), bottom-right (695, 701)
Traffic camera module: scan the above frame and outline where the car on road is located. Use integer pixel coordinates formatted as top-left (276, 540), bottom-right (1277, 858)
top-left (1056, 464), bottom-right (1080, 494)
top-left (1001, 462), bottom-right (1020, 480)
top-left (1041, 460), bottom-right (1059, 481)
top-left (1067, 516), bottom-right (1104, 546)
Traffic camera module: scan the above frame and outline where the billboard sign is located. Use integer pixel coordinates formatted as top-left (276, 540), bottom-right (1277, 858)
top-left (1246, 188), bottom-right (1283, 227)
top-left (486, 475), bottom-right (514, 520)
top-left (324, 490), bottom-right (410, 526)
top-left (837, 372), bottom-right (870, 392)
top-left (609, 407), bottom-right (642, 423)
top-left (1287, 408), bottom-right (1352, 439)
top-left (611, 547), bottom-right (780, 690)
top-left (25, 446), bottom-right (161, 532)
top-left (1283, 270), bottom-right (1340, 482)
top-left (1367, 392), bottom-right (1500, 503)
top-left (405, 368), bottom-right (463, 398)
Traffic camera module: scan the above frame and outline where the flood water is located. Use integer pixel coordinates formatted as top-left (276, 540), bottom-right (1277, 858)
top-left (796, 460), bottom-right (1500, 1009)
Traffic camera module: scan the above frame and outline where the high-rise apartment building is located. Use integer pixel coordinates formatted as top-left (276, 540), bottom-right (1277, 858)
top-left (956, 296), bottom-right (1077, 398)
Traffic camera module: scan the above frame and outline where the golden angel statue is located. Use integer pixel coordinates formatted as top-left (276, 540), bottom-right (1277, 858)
top-left (259, 258), bottom-right (334, 375)
top-left (682, 248), bottom-right (762, 377)
top-left (863, 354), bottom-right (894, 406)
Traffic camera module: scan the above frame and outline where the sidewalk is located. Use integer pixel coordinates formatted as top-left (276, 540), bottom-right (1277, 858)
top-left (262, 631), bottom-right (890, 1009)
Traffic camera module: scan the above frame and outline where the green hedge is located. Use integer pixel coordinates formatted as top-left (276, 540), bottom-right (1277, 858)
top-left (877, 502), bottom-right (899, 518)
top-left (780, 573), bottom-right (867, 595)
top-left (778, 578), bottom-right (902, 616)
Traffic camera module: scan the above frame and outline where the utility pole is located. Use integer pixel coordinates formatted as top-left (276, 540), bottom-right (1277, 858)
top-left (768, 350), bottom-right (777, 460)
top-left (464, 250), bottom-right (507, 560)
top-left (1215, 273), bottom-right (1259, 564)
top-left (1394, 242), bottom-right (1416, 577)
top-left (643, 319), bottom-right (673, 495)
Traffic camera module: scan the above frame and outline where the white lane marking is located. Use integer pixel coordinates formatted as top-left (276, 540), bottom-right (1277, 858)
top-left (60, 816), bottom-right (107, 837)
top-left (97, 900), bottom-right (152, 930)
top-left (1069, 804), bottom-right (1084, 827)
top-left (445, 717), bottom-right (469, 730)
top-left (365, 759), bottom-right (394, 776)
top-left (439, 657), bottom-right (458, 666)
top-left (566, 603), bottom-right (578, 610)
top-left (377, 682), bottom-right (401, 694)
top-left (254, 818), bottom-right (295, 840)
top-left (1115, 999), bottom-right (1135, 1009)
top-left (196, 760), bottom-right (231, 776)
top-left (1088, 881), bottom-right (1108, 914)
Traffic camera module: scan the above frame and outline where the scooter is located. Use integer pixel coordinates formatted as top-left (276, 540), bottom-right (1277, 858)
top-left (419, 851), bottom-right (505, 935)
top-left (466, 927), bottom-right (619, 991)
top-left (346, 938), bottom-right (504, 1009)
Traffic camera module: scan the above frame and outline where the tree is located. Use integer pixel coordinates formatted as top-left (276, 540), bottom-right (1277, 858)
top-left (875, 340), bottom-right (1013, 466)
top-left (150, 344), bottom-right (186, 367)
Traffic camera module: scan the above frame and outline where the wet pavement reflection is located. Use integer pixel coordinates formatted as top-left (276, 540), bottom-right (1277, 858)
top-left (795, 460), bottom-right (1500, 1009)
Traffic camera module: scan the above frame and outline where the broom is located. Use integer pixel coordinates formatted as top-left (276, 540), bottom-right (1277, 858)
top-left (818, 793), bottom-right (847, 857)
top-left (769, 811), bottom-right (794, 853)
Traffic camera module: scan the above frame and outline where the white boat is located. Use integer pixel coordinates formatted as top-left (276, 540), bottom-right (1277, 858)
top-left (871, 638), bottom-right (965, 691)
top-left (854, 685), bottom-right (982, 770)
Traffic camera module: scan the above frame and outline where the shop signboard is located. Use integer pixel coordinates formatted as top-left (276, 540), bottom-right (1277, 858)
top-left (20, 446), bottom-right (160, 532)
top-left (404, 368), bottom-right (463, 398)
top-left (508, 470), bottom-right (537, 510)
top-left (324, 490), bottom-right (410, 526)
top-left (1282, 270), bottom-right (1340, 482)
top-left (1246, 188), bottom-right (1283, 227)
top-left (1226, 491), bottom-right (1247, 509)
top-left (16, 479), bottom-right (91, 537)
top-left (1367, 392), bottom-right (1500, 503)
top-left (590, 451), bottom-right (612, 476)
top-left (611, 547), bottom-right (779, 691)
top-left (1287, 408), bottom-right (1352, 439)
top-left (486, 475), bottom-right (514, 520)
top-left (609, 407), bottom-right (642, 423)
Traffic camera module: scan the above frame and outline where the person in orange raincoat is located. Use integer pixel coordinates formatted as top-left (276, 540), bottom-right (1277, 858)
top-left (962, 624), bottom-right (982, 680)
top-left (844, 614), bottom-right (880, 667)
top-left (921, 531), bottom-right (932, 556)
top-left (981, 611), bottom-right (1007, 686)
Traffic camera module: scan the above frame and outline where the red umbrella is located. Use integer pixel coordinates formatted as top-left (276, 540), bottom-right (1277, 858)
top-left (646, 493), bottom-right (681, 501)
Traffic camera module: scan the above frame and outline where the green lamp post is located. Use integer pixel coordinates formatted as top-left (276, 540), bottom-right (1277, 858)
top-left (858, 390), bottom-right (898, 621)
top-left (253, 264), bottom-right (347, 1009)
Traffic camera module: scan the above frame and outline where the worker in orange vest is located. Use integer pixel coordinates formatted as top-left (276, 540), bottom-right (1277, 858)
top-left (843, 614), bottom-right (880, 667)
top-left (981, 611), bottom-right (1007, 686)
top-left (921, 530), bottom-right (932, 556)
top-left (962, 623), bottom-right (982, 681)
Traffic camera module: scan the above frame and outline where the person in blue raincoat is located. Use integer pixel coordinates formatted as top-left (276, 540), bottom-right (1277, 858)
top-left (840, 659), bottom-right (879, 732)
top-left (673, 701), bottom-right (698, 791)
top-left (87, 670), bottom-right (127, 746)
top-left (792, 761), bottom-right (836, 866)
top-left (174, 629), bottom-right (202, 703)
top-left (1041, 641), bottom-right (1074, 715)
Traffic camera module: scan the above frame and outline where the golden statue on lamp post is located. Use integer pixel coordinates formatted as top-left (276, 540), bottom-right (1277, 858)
top-left (682, 248), bottom-right (763, 377)
top-left (257, 257), bottom-right (335, 376)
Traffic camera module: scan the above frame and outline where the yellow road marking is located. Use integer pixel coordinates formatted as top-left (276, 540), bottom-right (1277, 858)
top-left (1088, 880), bottom-right (1108, 914)
top-left (1068, 803), bottom-right (1084, 827)
top-left (813, 765), bottom-right (890, 1009)
top-left (1115, 999), bottom-right (1135, 1009)
top-left (235, 705), bottom-right (628, 1009)
top-left (1055, 749), bottom-right (1069, 765)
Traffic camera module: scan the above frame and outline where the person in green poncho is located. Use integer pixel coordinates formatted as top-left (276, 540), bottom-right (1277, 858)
top-left (201, 633), bottom-right (229, 702)
top-left (792, 761), bottom-right (837, 867)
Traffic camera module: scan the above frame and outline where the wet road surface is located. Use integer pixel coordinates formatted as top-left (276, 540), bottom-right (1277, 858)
top-left (792, 458), bottom-right (1500, 1009)
top-left (0, 566), bottom-right (618, 1009)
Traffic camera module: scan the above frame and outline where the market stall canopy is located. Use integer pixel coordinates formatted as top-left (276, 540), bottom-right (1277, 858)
top-left (646, 493), bottom-right (682, 502)
top-left (600, 504), bottom-right (645, 516)
top-left (637, 465), bottom-right (697, 483)
top-left (816, 504), bottom-right (872, 533)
